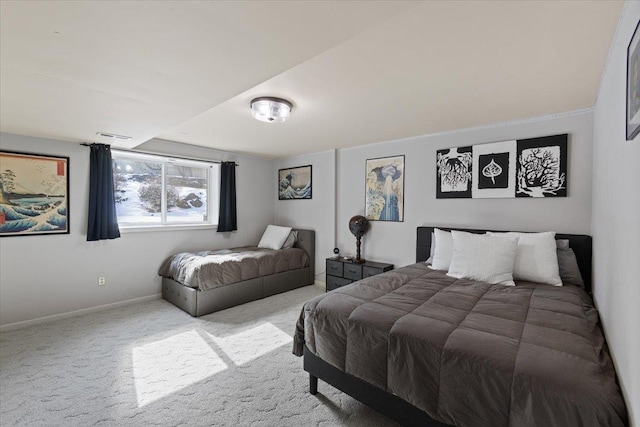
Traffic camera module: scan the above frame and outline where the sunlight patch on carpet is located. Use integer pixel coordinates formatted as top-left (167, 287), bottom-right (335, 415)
top-left (132, 330), bottom-right (227, 407)
top-left (205, 322), bottom-right (292, 366)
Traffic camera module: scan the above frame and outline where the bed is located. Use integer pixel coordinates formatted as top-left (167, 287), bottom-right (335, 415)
top-left (161, 228), bottom-right (315, 317)
top-left (293, 226), bottom-right (628, 427)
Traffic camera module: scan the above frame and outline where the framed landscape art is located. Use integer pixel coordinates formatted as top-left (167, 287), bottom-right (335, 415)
top-left (627, 19), bottom-right (640, 140)
top-left (0, 151), bottom-right (70, 236)
top-left (278, 165), bottom-right (312, 200)
top-left (365, 155), bottom-right (404, 222)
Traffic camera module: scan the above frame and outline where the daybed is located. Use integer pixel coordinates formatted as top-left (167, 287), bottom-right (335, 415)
top-left (160, 228), bottom-right (314, 317)
top-left (293, 226), bottom-right (627, 427)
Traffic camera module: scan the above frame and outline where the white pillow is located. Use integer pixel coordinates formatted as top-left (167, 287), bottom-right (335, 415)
top-left (430, 228), bottom-right (454, 271)
top-left (447, 230), bottom-right (519, 286)
top-left (258, 225), bottom-right (293, 250)
top-left (487, 231), bottom-right (561, 286)
top-left (281, 230), bottom-right (298, 249)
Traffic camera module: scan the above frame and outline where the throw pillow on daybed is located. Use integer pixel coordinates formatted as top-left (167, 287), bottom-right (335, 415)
top-left (281, 230), bottom-right (298, 249)
top-left (258, 225), bottom-right (293, 250)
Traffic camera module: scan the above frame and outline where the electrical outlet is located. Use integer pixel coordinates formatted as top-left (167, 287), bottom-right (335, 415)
top-left (98, 277), bottom-right (106, 286)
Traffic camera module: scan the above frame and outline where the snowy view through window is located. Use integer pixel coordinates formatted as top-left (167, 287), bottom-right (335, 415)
top-left (112, 153), bottom-right (216, 227)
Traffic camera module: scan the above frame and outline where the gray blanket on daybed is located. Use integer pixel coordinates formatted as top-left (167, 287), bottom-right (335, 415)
top-left (159, 246), bottom-right (309, 291)
top-left (293, 263), bottom-right (627, 427)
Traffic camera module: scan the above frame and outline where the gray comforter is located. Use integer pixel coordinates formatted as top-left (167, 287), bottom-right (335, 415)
top-left (159, 246), bottom-right (309, 291)
top-left (294, 263), bottom-right (627, 427)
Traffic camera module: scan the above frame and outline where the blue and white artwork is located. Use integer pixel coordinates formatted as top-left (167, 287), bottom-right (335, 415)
top-left (0, 151), bottom-right (70, 236)
top-left (365, 155), bottom-right (404, 222)
top-left (278, 165), bottom-right (312, 200)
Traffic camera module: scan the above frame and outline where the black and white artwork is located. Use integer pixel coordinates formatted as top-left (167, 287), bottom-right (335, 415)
top-left (471, 140), bottom-right (516, 198)
top-left (436, 146), bottom-right (472, 198)
top-left (479, 154), bottom-right (509, 188)
top-left (516, 134), bottom-right (567, 198)
top-left (436, 134), bottom-right (568, 199)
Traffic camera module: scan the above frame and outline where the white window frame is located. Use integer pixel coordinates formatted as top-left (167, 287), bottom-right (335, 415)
top-left (111, 150), bottom-right (219, 232)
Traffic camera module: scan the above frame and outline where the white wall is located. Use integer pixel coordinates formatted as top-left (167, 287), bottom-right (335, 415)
top-left (592, 2), bottom-right (640, 425)
top-left (275, 150), bottom-right (336, 283)
top-left (334, 111), bottom-right (594, 269)
top-left (0, 133), bottom-right (275, 326)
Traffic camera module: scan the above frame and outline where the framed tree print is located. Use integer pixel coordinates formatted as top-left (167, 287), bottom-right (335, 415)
top-left (515, 134), bottom-right (567, 198)
top-left (0, 151), bottom-right (70, 236)
top-left (436, 146), bottom-right (472, 198)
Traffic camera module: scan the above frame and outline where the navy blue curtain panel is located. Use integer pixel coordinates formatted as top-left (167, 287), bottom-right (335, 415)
top-left (87, 144), bottom-right (121, 241)
top-left (217, 161), bottom-right (237, 232)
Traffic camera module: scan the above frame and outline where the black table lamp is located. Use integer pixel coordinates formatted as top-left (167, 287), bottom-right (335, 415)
top-left (349, 215), bottom-right (369, 263)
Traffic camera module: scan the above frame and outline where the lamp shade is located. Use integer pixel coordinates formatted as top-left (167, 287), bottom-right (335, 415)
top-left (349, 215), bottom-right (369, 237)
top-left (349, 215), bottom-right (369, 263)
top-left (251, 97), bottom-right (292, 123)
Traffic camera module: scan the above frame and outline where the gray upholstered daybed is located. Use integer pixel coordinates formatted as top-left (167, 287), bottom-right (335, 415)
top-left (160, 229), bottom-right (315, 317)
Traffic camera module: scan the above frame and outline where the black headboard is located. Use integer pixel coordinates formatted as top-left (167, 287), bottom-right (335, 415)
top-left (416, 226), bottom-right (593, 293)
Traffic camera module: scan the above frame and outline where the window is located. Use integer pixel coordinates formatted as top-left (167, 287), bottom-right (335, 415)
top-left (112, 151), bottom-right (219, 229)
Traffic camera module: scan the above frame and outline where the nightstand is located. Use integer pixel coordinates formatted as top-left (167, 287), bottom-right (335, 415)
top-left (325, 257), bottom-right (393, 292)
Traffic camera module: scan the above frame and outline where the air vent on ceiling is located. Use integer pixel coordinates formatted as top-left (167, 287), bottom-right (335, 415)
top-left (96, 132), bottom-right (132, 141)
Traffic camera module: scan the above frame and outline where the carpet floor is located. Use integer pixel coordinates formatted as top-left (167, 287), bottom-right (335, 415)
top-left (0, 285), bottom-right (398, 426)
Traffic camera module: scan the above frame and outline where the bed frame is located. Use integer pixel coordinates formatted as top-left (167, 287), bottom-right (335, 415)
top-left (303, 226), bottom-right (592, 426)
top-left (162, 228), bottom-right (315, 317)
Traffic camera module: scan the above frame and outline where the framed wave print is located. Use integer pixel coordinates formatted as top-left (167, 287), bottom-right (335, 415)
top-left (278, 165), bottom-right (312, 200)
top-left (0, 151), bottom-right (70, 236)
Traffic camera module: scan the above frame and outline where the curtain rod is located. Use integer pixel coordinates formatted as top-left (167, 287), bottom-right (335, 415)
top-left (79, 143), bottom-right (239, 166)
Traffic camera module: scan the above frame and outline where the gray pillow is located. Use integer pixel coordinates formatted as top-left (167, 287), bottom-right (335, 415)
top-left (556, 239), bottom-right (585, 287)
top-left (281, 230), bottom-right (298, 249)
top-left (425, 231), bottom-right (435, 264)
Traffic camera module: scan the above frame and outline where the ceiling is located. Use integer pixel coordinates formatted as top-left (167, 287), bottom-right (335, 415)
top-left (0, 1), bottom-right (623, 159)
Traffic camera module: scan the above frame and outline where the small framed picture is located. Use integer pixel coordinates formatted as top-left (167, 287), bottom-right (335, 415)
top-left (0, 150), bottom-right (70, 236)
top-left (278, 165), bottom-right (312, 200)
top-left (627, 20), bottom-right (640, 140)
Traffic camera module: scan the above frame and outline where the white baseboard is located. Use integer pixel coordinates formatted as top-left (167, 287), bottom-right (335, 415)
top-left (0, 294), bottom-right (162, 332)
top-left (313, 280), bottom-right (326, 290)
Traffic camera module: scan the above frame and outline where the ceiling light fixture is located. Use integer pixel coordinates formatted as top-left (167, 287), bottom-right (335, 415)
top-left (250, 97), bottom-right (292, 123)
